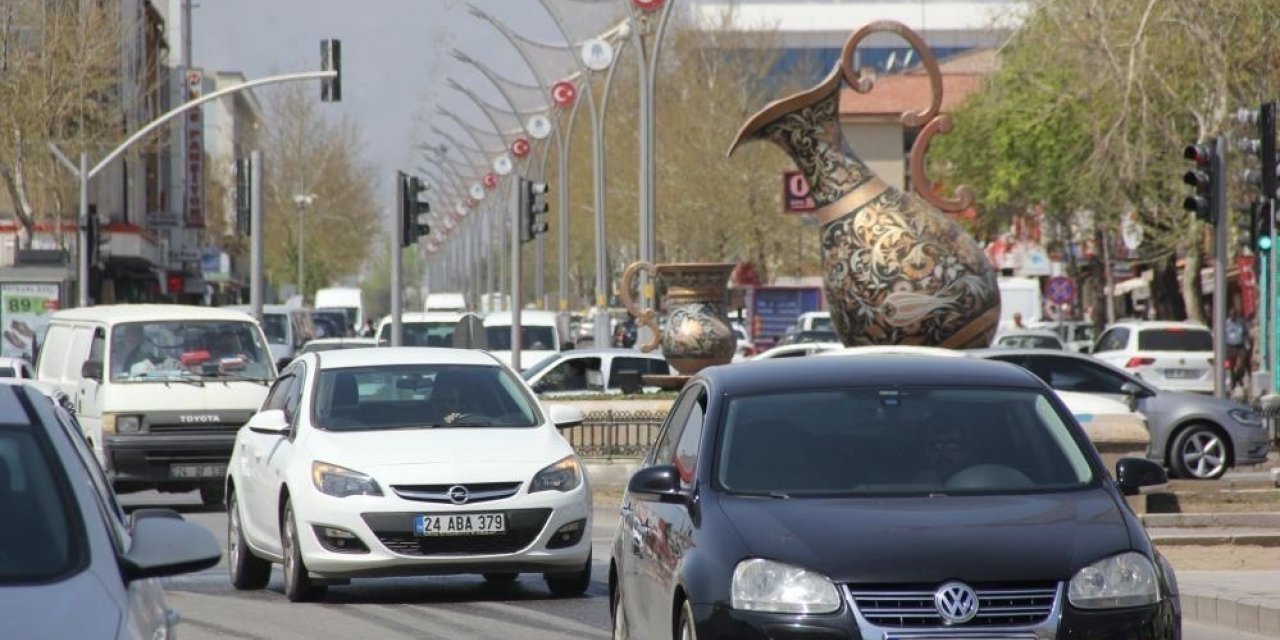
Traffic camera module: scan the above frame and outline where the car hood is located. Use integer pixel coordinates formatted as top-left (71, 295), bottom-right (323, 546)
top-left (0, 573), bottom-right (120, 639)
top-left (1154, 389), bottom-right (1247, 415)
top-left (718, 489), bottom-right (1131, 584)
top-left (306, 425), bottom-right (570, 469)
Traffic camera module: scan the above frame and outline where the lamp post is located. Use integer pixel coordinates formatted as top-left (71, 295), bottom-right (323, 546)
top-left (293, 192), bottom-right (315, 304)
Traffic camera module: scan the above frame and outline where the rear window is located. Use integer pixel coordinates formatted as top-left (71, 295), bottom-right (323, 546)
top-left (1138, 329), bottom-right (1211, 351)
top-left (0, 391), bottom-right (85, 583)
top-left (0, 368), bottom-right (15, 378)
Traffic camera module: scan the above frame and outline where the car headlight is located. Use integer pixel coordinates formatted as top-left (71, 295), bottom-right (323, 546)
top-left (103, 414), bottom-right (143, 434)
top-left (1228, 408), bottom-right (1263, 427)
top-left (311, 461), bottom-right (382, 498)
top-left (530, 455), bottom-right (581, 493)
top-left (1068, 552), bottom-right (1159, 609)
top-left (731, 558), bottom-right (841, 614)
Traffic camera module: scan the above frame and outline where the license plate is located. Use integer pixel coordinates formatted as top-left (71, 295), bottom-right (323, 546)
top-left (170, 464), bottom-right (227, 478)
top-left (414, 513), bottom-right (506, 536)
top-left (1164, 368), bottom-right (1201, 379)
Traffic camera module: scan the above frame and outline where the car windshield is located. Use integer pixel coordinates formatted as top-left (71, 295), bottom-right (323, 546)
top-left (315, 308), bottom-right (353, 333)
top-left (520, 353), bottom-right (562, 380)
top-left (260, 313), bottom-right (288, 345)
top-left (997, 334), bottom-right (1062, 349)
top-left (811, 316), bottom-right (833, 331)
top-left (1071, 325), bottom-right (1096, 342)
top-left (311, 363), bottom-right (540, 431)
top-left (377, 322), bottom-right (457, 347)
top-left (717, 386), bottom-right (1094, 496)
top-left (0, 368), bottom-right (14, 378)
top-left (109, 320), bottom-right (273, 382)
top-left (486, 325), bottom-right (556, 351)
top-left (0, 422), bottom-right (82, 584)
top-left (1138, 328), bottom-right (1212, 351)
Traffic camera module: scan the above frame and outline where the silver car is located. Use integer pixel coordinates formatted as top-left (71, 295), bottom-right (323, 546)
top-left (973, 349), bottom-right (1272, 480)
top-left (0, 381), bottom-right (221, 638)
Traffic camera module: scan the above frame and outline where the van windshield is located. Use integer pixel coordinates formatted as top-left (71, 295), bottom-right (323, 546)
top-left (377, 322), bottom-right (457, 347)
top-left (110, 321), bottom-right (273, 382)
top-left (261, 314), bottom-right (289, 345)
top-left (486, 326), bottom-right (556, 351)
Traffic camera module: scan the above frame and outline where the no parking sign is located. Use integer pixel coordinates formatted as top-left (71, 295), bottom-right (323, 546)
top-left (1046, 276), bottom-right (1076, 305)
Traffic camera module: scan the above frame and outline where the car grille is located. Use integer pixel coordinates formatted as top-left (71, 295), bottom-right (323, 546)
top-left (362, 508), bottom-right (551, 556)
top-left (391, 482), bottom-right (522, 504)
top-left (143, 449), bottom-right (232, 465)
top-left (848, 583), bottom-right (1058, 628)
top-left (147, 422), bottom-right (243, 434)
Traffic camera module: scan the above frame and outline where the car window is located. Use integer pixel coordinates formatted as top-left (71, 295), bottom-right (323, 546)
top-left (48, 404), bottom-right (128, 552)
top-left (650, 387), bottom-right (701, 467)
top-left (991, 355), bottom-right (1131, 394)
top-left (263, 374), bottom-right (295, 412)
top-left (485, 325), bottom-right (557, 351)
top-left (535, 357), bottom-right (602, 393)
top-left (0, 368), bottom-right (14, 378)
top-left (673, 392), bottom-right (706, 487)
top-left (1093, 327), bottom-right (1130, 352)
top-left (996, 334), bottom-right (1063, 350)
top-left (310, 364), bottom-right (539, 431)
top-left (1138, 328), bottom-right (1212, 352)
top-left (608, 357), bottom-right (666, 389)
top-left (717, 386), bottom-right (1094, 496)
top-left (283, 364), bottom-right (306, 424)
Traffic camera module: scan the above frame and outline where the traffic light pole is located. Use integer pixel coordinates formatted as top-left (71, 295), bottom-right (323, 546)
top-left (510, 179), bottom-right (523, 371)
top-left (249, 151), bottom-right (264, 323)
top-left (391, 170), bottom-right (404, 347)
top-left (1213, 136), bottom-right (1228, 399)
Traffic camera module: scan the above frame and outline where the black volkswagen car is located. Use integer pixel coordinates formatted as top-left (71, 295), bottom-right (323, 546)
top-left (610, 355), bottom-right (1179, 639)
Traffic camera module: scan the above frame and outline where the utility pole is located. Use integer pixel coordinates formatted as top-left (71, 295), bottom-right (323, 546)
top-left (249, 151), bottom-right (264, 321)
top-left (391, 171), bottom-right (405, 347)
top-left (510, 179), bottom-right (523, 371)
top-left (1213, 136), bottom-right (1229, 399)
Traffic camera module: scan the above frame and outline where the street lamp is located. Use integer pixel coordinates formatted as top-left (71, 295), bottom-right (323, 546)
top-left (293, 192), bottom-right (316, 304)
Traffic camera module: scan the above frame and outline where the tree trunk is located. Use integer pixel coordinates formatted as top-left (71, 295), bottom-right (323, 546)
top-left (1182, 239), bottom-right (1205, 324)
top-left (1150, 254), bottom-right (1186, 320)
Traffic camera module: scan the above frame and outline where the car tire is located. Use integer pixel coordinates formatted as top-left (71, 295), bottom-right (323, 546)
top-left (200, 483), bottom-right (225, 507)
top-left (483, 572), bottom-right (519, 585)
top-left (612, 580), bottom-right (629, 640)
top-left (545, 552), bottom-right (591, 597)
top-left (1169, 424), bottom-right (1230, 480)
top-left (676, 598), bottom-right (698, 640)
top-left (282, 500), bottom-right (326, 602)
top-left (227, 489), bottom-right (271, 590)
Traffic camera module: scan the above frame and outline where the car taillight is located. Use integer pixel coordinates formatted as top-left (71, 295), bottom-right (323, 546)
top-left (1125, 357), bottom-right (1155, 368)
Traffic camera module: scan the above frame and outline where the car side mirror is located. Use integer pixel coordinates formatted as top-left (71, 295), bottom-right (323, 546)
top-left (560, 341), bottom-right (575, 351)
top-left (548, 404), bottom-right (584, 429)
top-left (1115, 457), bottom-right (1167, 496)
top-left (128, 507), bottom-right (184, 528)
top-left (81, 360), bottom-right (103, 382)
top-left (121, 516), bottom-right (221, 582)
top-left (628, 465), bottom-right (687, 504)
top-left (246, 409), bottom-right (290, 436)
top-left (1078, 346), bottom-right (1091, 354)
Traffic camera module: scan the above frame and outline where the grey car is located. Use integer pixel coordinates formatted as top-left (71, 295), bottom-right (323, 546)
top-left (972, 349), bottom-right (1272, 480)
top-left (0, 381), bottom-right (221, 638)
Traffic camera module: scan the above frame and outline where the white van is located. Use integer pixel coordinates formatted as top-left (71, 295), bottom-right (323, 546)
top-left (483, 310), bottom-right (567, 371)
top-left (36, 305), bottom-right (275, 505)
top-left (223, 304), bottom-right (317, 370)
top-left (314, 287), bottom-right (363, 334)
top-left (997, 277), bottom-right (1043, 329)
top-left (424, 291), bottom-right (467, 313)
top-left (375, 311), bottom-right (463, 347)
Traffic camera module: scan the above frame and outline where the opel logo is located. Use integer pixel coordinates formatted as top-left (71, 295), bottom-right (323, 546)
top-left (934, 581), bottom-right (979, 625)
top-left (447, 485), bottom-right (470, 505)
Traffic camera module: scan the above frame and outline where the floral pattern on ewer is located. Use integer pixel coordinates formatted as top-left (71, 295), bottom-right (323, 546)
top-left (661, 303), bottom-right (735, 362)
top-left (756, 91), bottom-right (874, 208)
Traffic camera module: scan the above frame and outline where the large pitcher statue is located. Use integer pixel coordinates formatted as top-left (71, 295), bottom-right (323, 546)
top-left (728, 21), bottom-right (1000, 348)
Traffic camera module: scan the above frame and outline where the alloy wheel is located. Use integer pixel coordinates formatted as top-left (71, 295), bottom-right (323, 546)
top-left (1180, 430), bottom-right (1226, 479)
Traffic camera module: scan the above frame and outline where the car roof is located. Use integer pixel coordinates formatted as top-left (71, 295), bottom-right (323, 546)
top-left (222, 304), bottom-right (305, 315)
top-left (305, 337), bottom-right (377, 345)
top-left (376, 312), bottom-right (462, 326)
top-left (552, 348), bottom-right (665, 358)
top-left (483, 310), bottom-right (558, 326)
top-left (312, 346), bottom-right (498, 369)
top-left (996, 329), bottom-right (1061, 339)
top-left (701, 354), bottom-right (1040, 395)
top-left (1105, 320), bottom-right (1209, 331)
top-left (50, 304), bottom-right (256, 325)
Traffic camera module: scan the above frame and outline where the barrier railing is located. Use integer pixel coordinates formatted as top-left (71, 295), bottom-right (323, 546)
top-left (563, 409), bottom-right (666, 460)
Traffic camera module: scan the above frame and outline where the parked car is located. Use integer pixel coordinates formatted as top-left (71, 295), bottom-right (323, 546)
top-left (0, 355), bottom-right (35, 379)
top-left (610, 355), bottom-right (1178, 638)
top-left (1090, 321), bottom-right (1214, 394)
top-left (522, 349), bottom-right (671, 395)
top-left (298, 337), bottom-right (378, 355)
top-left (991, 329), bottom-right (1064, 350)
top-left (973, 348), bottom-right (1271, 479)
top-left (225, 347), bottom-right (592, 601)
top-left (224, 304), bottom-right (317, 370)
top-left (0, 380), bottom-right (221, 638)
top-left (483, 310), bottom-right (568, 371)
top-left (750, 341), bottom-right (845, 360)
top-left (37, 305), bottom-right (275, 505)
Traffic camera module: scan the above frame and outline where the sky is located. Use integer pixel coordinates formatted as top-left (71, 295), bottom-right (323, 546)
top-left (193, 0), bottom-right (629, 212)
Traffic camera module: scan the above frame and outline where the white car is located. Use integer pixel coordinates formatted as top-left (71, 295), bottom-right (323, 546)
top-left (483, 310), bottom-right (566, 371)
top-left (0, 356), bottom-right (35, 379)
top-left (751, 342), bottom-right (845, 360)
top-left (991, 329), bottom-right (1064, 350)
top-left (522, 349), bottom-right (671, 395)
top-left (1091, 321), bottom-right (1214, 393)
top-left (225, 347), bottom-right (592, 601)
top-left (730, 323), bottom-right (756, 361)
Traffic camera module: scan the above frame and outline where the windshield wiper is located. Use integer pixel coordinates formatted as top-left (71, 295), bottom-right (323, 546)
top-left (204, 371), bottom-right (270, 386)
top-left (155, 372), bottom-right (204, 387)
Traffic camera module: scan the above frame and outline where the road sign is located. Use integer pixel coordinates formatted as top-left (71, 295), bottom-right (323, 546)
top-left (551, 81), bottom-right (577, 109)
top-left (782, 170), bottom-right (815, 213)
top-left (1046, 276), bottom-right (1076, 305)
top-left (581, 39), bottom-right (614, 72)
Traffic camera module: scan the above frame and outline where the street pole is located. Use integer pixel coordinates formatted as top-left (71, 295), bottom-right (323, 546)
top-left (249, 150), bottom-right (264, 321)
top-left (510, 179), bottom-right (523, 371)
top-left (391, 171), bottom-right (404, 347)
top-left (1213, 136), bottom-right (1228, 399)
top-left (296, 201), bottom-right (305, 304)
top-left (77, 153), bottom-right (89, 307)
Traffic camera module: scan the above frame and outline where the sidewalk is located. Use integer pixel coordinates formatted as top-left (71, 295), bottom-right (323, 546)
top-left (1178, 571), bottom-right (1280, 636)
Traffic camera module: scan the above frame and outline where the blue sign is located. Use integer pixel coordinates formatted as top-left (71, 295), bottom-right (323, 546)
top-left (1046, 276), bottom-right (1076, 305)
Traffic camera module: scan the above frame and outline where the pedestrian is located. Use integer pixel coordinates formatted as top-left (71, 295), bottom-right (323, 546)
top-left (1012, 312), bottom-right (1027, 330)
top-left (1225, 303), bottom-right (1250, 398)
top-left (359, 319), bottom-right (375, 338)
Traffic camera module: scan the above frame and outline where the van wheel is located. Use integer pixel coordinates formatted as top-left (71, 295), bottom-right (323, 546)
top-left (199, 483), bottom-right (225, 507)
top-left (227, 489), bottom-right (270, 590)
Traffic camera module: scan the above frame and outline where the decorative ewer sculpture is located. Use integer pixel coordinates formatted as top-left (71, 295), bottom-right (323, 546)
top-left (728, 21), bottom-right (1000, 348)
top-left (620, 262), bottom-right (737, 376)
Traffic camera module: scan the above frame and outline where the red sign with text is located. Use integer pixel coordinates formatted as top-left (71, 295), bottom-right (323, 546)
top-left (1238, 255), bottom-right (1258, 318)
top-left (782, 170), bottom-right (815, 213)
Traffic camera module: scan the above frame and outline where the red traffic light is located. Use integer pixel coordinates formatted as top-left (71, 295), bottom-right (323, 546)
top-left (1183, 143), bottom-right (1211, 166)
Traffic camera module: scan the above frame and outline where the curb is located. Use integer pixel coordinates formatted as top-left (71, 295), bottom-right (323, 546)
top-left (1150, 533), bottom-right (1280, 547)
top-left (584, 460), bottom-right (641, 492)
top-left (1180, 574), bottom-right (1280, 637)
top-left (1141, 512), bottom-right (1280, 528)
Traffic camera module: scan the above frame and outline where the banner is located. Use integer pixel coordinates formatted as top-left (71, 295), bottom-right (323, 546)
top-left (0, 283), bottom-right (60, 362)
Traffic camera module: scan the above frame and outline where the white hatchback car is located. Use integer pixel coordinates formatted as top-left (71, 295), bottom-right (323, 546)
top-left (1091, 321), bottom-right (1214, 393)
top-left (225, 347), bottom-right (592, 602)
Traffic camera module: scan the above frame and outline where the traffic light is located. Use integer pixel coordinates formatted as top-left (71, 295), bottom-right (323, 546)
top-left (519, 177), bottom-right (549, 244)
top-left (1259, 200), bottom-right (1275, 252)
top-left (399, 173), bottom-right (431, 247)
top-left (1182, 143), bottom-right (1218, 224)
top-left (234, 156), bottom-right (252, 236)
top-left (85, 205), bottom-right (107, 267)
top-left (1239, 102), bottom-right (1277, 200)
top-left (321, 39), bottom-right (341, 102)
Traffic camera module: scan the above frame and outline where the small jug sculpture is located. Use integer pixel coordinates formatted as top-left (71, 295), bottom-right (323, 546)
top-left (620, 261), bottom-right (737, 375)
top-left (728, 21), bottom-right (1000, 348)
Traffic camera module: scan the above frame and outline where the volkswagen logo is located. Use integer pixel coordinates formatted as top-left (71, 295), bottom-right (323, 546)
top-left (447, 485), bottom-right (470, 505)
top-left (934, 581), bottom-right (979, 625)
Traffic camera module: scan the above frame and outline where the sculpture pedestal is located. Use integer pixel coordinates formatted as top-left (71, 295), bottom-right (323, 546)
top-left (642, 374), bottom-right (692, 391)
